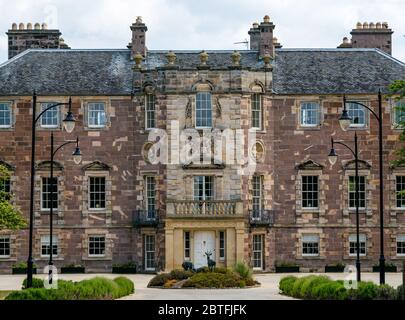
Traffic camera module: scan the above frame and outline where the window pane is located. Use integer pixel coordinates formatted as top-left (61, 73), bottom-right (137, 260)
top-left (88, 103), bottom-right (106, 127)
top-left (146, 95), bottom-right (156, 129)
top-left (349, 176), bottom-right (366, 209)
top-left (251, 94), bottom-right (262, 129)
top-left (302, 235), bottom-right (319, 255)
top-left (252, 234), bottom-right (263, 269)
top-left (349, 234), bottom-right (367, 256)
top-left (41, 235), bottom-right (58, 256)
top-left (300, 102), bottom-right (320, 126)
top-left (146, 176), bottom-right (156, 218)
top-left (0, 236), bottom-right (10, 257)
top-left (89, 177), bottom-right (106, 209)
top-left (394, 99), bottom-right (405, 126)
top-left (193, 176), bottom-right (214, 201)
top-left (196, 92), bottom-right (212, 128)
top-left (41, 177), bottom-right (58, 210)
top-left (252, 176), bottom-right (262, 217)
top-left (0, 103), bottom-right (12, 127)
top-left (219, 231), bottom-right (225, 259)
top-left (397, 235), bottom-right (405, 255)
top-left (347, 102), bottom-right (366, 126)
top-left (145, 235), bottom-right (155, 270)
top-left (396, 176), bottom-right (405, 208)
top-left (302, 176), bottom-right (319, 208)
top-left (89, 236), bottom-right (106, 256)
top-left (41, 103), bottom-right (59, 127)
top-left (184, 232), bottom-right (190, 260)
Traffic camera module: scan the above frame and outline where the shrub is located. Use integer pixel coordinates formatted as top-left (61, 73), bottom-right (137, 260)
top-left (6, 277), bottom-right (134, 300)
top-left (397, 285), bottom-right (404, 301)
top-left (148, 273), bottom-right (172, 287)
top-left (291, 276), bottom-right (309, 298)
top-left (300, 276), bottom-right (332, 299)
top-left (213, 267), bottom-right (230, 274)
top-left (233, 262), bottom-right (252, 280)
top-left (376, 284), bottom-right (397, 300)
top-left (354, 281), bottom-right (379, 300)
top-left (169, 269), bottom-right (193, 280)
top-left (183, 272), bottom-right (243, 288)
top-left (22, 278), bottom-right (44, 289)
top-left (279, 276), bottom-right (297, 296)
top-left (112, 262), bottom-right (136, 268)
top-left (164, 279), bottom-right (178, 288)
top-left (195, 267), bottom-right (210, 273)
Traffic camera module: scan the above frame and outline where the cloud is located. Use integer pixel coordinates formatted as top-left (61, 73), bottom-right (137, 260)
top-left (0, 0), bottom-right (404, 62)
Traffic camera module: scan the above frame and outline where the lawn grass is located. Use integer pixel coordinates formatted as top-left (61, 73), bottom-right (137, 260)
top-left (0, 291), bottom-right (13, 300)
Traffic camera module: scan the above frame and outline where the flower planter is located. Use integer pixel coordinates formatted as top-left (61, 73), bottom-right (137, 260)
top-left (12, 267), bottom-right (37, 275)
top-left (372, 266), bottom-right (397, 273)
top-left (325, 266), bottom-right (345, 273)
top-left (112, 266), bottom-right (137, 274)
top-left (275, 266), bottom-right (300, 273)
top-left (61, 267), bottom-right (85, 274)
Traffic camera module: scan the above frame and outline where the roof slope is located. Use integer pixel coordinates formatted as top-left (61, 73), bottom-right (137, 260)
top-left (273, 49), bottom-right (405, 94)
top-left (0, 48), bottom-right (404, 96)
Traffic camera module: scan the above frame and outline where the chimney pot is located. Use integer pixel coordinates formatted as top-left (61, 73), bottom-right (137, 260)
top-left (27, 23), bottom-right (32, 30)
top-left (382, 22), bottom-right (388, 28)
top-left (343, 37), bottom-right (349, 44)
top-left (369, 22), bottom-right (375, 29)
top-left (18, 23), bottom-right (25, 30)
top-left (356, 22), bottom-right (362, 29)
top-left (253, 22), bottom-right (259, 29)
top-left (136, 16), bottom-right (142, 24)
top-left (42, 23), bottom-right (47, 30)
top-left (363, 22), bottom-right (369, 29)
top-left (34, 23), bottom-right (40, 30)
top-left (11, 23), bottom-right (17, 30)
top-left (263, 15), bottom-right (270, 23)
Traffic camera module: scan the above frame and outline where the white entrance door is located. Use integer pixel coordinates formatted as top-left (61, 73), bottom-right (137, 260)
top-left (194, 231), bottom-right (215, 269)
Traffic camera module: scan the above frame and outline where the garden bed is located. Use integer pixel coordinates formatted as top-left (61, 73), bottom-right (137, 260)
top-left (148, 263), bottom-right (260, 289)
top-left (279, 275), bottom-right (403, 300)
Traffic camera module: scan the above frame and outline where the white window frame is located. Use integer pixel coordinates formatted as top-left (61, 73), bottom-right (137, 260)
top-left (301, 175), bottom-right (319, 210)
top-left (145, 176), bottom-right (156, 219)
top-left (349, 234), bottom-right (367, 257)
top-left (144, 234), bottom-right (156, 271)
top-left (392, 98), bottom-right (405, 129)
top-left (145, 94), bottom-right (156, 129)
top-left (251, 94), bottom-right (262, 130)
top-left (347, 101), bottom-right (368, 128)
top-left (252, 234), bottom-right (264, 270)
top-left (252, 175), bottom-right (263, 219)
top-left (88, 176), bottom-right (106, 211)
top-left (40, 102), bottom-right (60, 128)
top-left (40, 235), bottom-right (59, 258)
top-left (40, 177), bottom-right (58, 212)
top-left (348, 176), bottom-right (366, 210)
top-left (396, 235), bottom-right (405, 257)
top-left (219, 231), bottom-right (226, 261)
top-left (195, 92), bottom-right (213, 129)
top-left (0, 102), bottom-right (12, 128)
top-left (300, 101), bottom-right (321, 127)
top-left (87, 102), bottom-right (106, 128)
top-left (184, 231), bottom-right (191, 261)
top-left (0, 236), bottom-right (11, 258)
top-left (302, 234), bottom-right (320, 257)
top-left (395, 175), bottom-right (405, 209)
top-left (88, 235), bottom-right (106, 257)
top-left (193, 176), bottom-right (214, 201)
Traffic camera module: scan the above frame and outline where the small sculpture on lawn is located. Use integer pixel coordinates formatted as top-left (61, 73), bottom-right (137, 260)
top-left (182, 261), bottom-right (194, 271)
top-left (204, 250), bottom-right (216, 271)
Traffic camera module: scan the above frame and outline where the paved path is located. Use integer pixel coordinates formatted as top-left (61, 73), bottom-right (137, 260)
top-left (0, 273), bottom-right (402, 300)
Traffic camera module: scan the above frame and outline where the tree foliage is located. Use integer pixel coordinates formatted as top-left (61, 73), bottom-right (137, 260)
top-left (0, 164), bottom-right (26, 230)
top-left (388, 80), bottom-right (405, 168)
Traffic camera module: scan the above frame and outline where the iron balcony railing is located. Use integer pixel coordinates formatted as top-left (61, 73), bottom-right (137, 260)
top-left (133, 209), bottom-right (159, 227)
top-left (166, 200), bottom-right (243, 217)
top-left (249, 210), bottom-right (275, 227)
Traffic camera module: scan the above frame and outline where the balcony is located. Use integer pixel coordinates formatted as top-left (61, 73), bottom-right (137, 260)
top-left (133, 210), bottom-right (159, 227)
top-left (167, 200), bottom-right (243, 218)
top-left (249, 210), bottom-right (274, 227)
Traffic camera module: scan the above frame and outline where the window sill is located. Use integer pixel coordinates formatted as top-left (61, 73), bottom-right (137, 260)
top-left (298, 125), bottom-right (321, 130)
top-left (83, 257), bottom-right (112, 261)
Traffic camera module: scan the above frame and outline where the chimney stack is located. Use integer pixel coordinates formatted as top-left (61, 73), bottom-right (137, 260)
top-left (6, 22), bottom-right (69, 59)
top-left (350, 21), bottom-right (393, 54)
top-left (258, 15), bottom-right (275, 57)
top-left (130, 16), bottom-right (148, 58)
top-left (248, 22), bottom-right (260, 50)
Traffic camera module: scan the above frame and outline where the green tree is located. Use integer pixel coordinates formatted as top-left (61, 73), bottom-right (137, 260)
top-left (388, 80), bottom-right (405, 167)
top-left (0, 164), bottom-right (26, 230)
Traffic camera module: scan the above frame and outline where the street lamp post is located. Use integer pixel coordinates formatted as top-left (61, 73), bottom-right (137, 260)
top-left (26, 92), bottom-right (76, 288)
top-left (47, 133), bottom-right (82, 284)
top-left (328, 133), bottom-right (362, 282)
top-left (338, 91), bottom-right (385, 285)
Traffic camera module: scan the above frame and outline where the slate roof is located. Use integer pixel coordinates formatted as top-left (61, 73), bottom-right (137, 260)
top-left (0, 48), bottom-right (404, 96)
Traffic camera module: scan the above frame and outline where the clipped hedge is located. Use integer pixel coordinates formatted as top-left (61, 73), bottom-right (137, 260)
top-left (183, 272), bottom-right (245, 289)
top-left (279, 275), bottom-right (401, 300)
top-left (22, 278), bottom-right (45, 289)
top-left (6, 277), bottom-right (134, 300)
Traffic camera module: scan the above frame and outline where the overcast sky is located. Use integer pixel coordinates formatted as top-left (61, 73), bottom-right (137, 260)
top-left (0, 0), bottom-right (404, 63)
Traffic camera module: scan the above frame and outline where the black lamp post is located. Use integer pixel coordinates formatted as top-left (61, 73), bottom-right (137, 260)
top-left (338, 91), bottom-right (385, 284)
top-left (328, 133), bottom-right (361, 282)
top-left (47, 133), bottom-right (82, 284)
top-left (26, 92), bottom-right (76, 288)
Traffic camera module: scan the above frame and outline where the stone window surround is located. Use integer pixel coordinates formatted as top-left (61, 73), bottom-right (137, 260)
top-left (251, 232), bottom-right (265, 270)
top-left (342, 169), bottom-right (373, 217)
top-left (183, 171), bottom-right (224, 201)
top-left (247, 173), bottom-right (270, 212)
top-left (142, 231), bottom-right (157, 271)
top-left (296, 168), bottom-right (326, 216)
top-left (82, 229), bottom-right (113, 261)
top-left (295, 229), bottom-right (326, 260)
top-left (36, 97), bottom-right (68, 131)
top-left (0, 100), bottom-right (16, 130)
top-left (139, 170), bottom-right (159, 211)
top-left (34, 229), bottom-right (65, 262)
top-left (34, 164), bottom-right (65, 225)
top-left (0, 232), bottom-right (17, 262)
top-left (348, 233), bottom-right (367, 257)
top-left (296, 99), bottom-right (324, 130)
top-left (343, 99), bottom-right (371, 131)
top-left (389, 97), bottom-right (405, 131)
top-left (144, 93), bottom-right (157, 130)
top-left (82, 169), bottom-right (112, 219)
top-left (81, 99), bottom-right (111, 131)
top-left (390, 233), bottom-right (405, 259)
top-left (342, 230), bottom-right (372, 261)
top-left (388, 168), bottom-right (405, 220)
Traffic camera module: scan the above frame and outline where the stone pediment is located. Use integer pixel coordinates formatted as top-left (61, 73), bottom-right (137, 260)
top-left (0, 159), bottom-right (15, 171)
top-left (296, 159), bottom-right (324, 170)
top-left (35, 160), bottom-right (63, 171)
top-left (81, 161), bottom-right (111, 171)
top-left (343, 160), bottom-right (371, 170)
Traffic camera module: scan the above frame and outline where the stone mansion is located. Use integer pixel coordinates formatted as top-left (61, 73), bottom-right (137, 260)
top-left (0, 16), bottom-right (404, 273)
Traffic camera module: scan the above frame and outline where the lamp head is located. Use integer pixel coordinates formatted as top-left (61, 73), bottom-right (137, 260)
top-left (72, 137), bottom-right (82, 164)
top-left (63, 97), bottom-right (75, 133)
top-left (328, 148), bottom-right (338, 165)
top-left (339, 108), bottom-right (352, 131)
